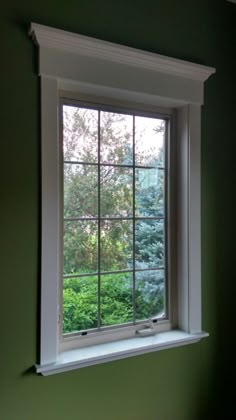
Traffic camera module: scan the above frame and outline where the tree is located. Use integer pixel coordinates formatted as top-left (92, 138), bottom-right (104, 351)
top-left (62, 105), bottom-right (165, 333)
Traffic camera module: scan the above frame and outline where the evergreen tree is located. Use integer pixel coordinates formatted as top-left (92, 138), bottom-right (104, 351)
top-left (62, 106), bottom-right (165, 332)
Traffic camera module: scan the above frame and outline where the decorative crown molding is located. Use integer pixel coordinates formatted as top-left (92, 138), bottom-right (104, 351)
top-left (29, 23), bottom-right (215, 82)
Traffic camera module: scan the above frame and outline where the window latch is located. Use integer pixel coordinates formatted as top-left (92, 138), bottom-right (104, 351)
top-left (135, 319), bottom-right (156, 337)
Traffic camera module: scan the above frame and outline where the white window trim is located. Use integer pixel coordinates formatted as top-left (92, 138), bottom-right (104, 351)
top-left (29, 23), bottom-right (215, 376)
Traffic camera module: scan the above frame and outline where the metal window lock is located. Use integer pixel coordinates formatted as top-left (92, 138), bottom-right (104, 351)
top-left (135, 319), bottom-right (156, 337)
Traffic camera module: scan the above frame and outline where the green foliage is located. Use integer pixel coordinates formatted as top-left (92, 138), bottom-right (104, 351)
top-left (64, 220), bottom-right (98, 274)
top-left (135, 271), bottom-right (164, 320)
top-left (63, 274), bottom-right (133, 332)
top-left (62, 106), bottom-right (166, 334)
top-left (63, 273), bottom-right (164, 333)
top-left (63, 277), bottom-right (98, 332)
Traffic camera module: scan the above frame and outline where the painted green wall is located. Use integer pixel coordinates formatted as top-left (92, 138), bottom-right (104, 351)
top-left (1, 1), bottom-right (235, 419)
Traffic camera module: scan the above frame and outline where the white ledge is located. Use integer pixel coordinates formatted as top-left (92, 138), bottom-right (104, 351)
top-left (29, 23), bottom-right (215, 82)
top-left (36, 330), bottom-right (208, 376)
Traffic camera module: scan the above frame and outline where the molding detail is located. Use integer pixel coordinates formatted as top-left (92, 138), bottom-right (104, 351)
top-left (36, 331), bottom-right (209, 376)
top-left (29, 22), bottom-right (215, 373)
top-left (29, 23), bottom-right (215, 82)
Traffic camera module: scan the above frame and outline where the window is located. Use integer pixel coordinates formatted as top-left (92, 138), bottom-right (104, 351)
top-left (61, 101), bottom-right (170, 343)
top-left (29, 23), bottom-right (215, 375)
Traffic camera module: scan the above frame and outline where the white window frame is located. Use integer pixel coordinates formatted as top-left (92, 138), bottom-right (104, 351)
top-left (59, 96), bottom-right (173, 352)
top-left (29, 23), bottom-right (215, 376)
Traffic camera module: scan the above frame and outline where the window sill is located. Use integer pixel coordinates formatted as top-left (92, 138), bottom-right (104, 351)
top-left (36, 329), bottom-right (208, 376)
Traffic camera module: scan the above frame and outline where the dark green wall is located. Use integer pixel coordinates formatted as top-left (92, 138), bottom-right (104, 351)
top-left (1, 1), bottom-right (235, 419)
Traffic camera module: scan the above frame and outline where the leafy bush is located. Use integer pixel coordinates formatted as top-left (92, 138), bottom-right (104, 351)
top-left (63, 272), bottom-right (164, 333)
top-left (62, 107), bottom-right (165, 333)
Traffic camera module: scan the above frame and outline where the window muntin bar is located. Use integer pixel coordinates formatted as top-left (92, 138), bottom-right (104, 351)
top-left (64, 216), bottom-right (165, 221)
top-left (63, 266), bottom-right (165, 279)
top-left (97, 111), bottom-right (101, 328)
top-left (64, 160), bottom-right (165, 170)
top-left (132, 115), bottom-right (136, 323)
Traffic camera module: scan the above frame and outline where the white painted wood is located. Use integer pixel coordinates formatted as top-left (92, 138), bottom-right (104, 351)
top-left (177, 105), bottom-right (202, 334)
top-left (59, 79), bottom-right (194, 108)
top-left (40, 76), bottom-right (59, 365)
top-left (29, 23), bottom-right (215, 373)
top-left (29, 23), bottom-right (215, 82)
top-left (60, 320), bottom-right (171, 352)
top-left (188, 105), bottom-right (202, 333)
top-left (60, 87), bottom-right (174, 115)
top-left (38, 47), bottom-right (204, 105)
top-left (177, 106), bottom-right (189, 332)
top-left (36, 330), bottom-right (209, 375)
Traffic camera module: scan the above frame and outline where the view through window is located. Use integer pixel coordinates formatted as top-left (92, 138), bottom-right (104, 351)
top-left (62, 103), bottom-right (168, 335)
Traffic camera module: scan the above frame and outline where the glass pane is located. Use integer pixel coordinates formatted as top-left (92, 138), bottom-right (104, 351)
top-left (135, 219), bottom-right (164, 269)
top-left (100, 220), bottom-right (133, 272)
top-left (63, 220), bottom-right (98, 275)
top-left (135, 116), bottom-right (165, 167)
top-left (63, 105), bottom-right (98, 163)
top-left (63, 276), bottom-right (98, 333)
top-left (135, 270), bottom-right (165, 321)
top-left (100, 111), bottom-right (133, 164)
top-left (135, 168), bottom-right (164, 217)
top-left (101, 273), bottom-right (133, 326)
top-left (64, 164), bottom-right (98, 218)
top-left (100, 166), bottom-right (133, 217)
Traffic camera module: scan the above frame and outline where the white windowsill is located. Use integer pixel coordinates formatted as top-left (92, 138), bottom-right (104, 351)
top-left (36, 330), bottom-right (208, 376)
